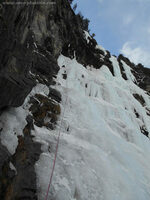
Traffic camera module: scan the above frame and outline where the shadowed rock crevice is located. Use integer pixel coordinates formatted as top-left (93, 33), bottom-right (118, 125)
top-left (133, 93), bottom-right (145, 106)
top-left (140, 125), bottom-right (149, 137)
top-left (118, 55), bottom-right (128, 80)
top-left (0, 142), bottom-right (12, 200)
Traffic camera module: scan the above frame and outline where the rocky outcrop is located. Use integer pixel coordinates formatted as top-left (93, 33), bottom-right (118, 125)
top-left (29, 93), bottom-right (61, 129)
top-left (0, 0), bottom-right (60, 111)
top-left (0, 116), bottom-right (41, 200)
top-left (118, 54), bottom-right (150, 93)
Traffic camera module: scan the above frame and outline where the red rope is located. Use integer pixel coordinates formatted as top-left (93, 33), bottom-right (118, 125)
top-left (44, 96), bottom-right (68, 200)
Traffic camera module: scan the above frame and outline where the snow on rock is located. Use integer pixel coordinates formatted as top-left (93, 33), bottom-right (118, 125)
top-left (83, 30), bottom-right (91, 44)
top-left (35, 55), bottom-right (150, 200)
top-left (0, 83), bottom-right (49, 155)
top-left (24, 83), bottom-right (49, 104)
top-left (96, 44), bottom-right (107, 55)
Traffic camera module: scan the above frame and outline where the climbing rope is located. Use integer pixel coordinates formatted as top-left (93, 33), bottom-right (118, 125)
top-left (44, 94), bottom-right (68, 200)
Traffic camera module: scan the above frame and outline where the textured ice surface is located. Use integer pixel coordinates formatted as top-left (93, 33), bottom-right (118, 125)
top-left (35, 55), bottom-right (150, 200)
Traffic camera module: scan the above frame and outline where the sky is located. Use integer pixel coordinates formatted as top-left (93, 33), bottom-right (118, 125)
top-left (73, 0), bottom-right (150, 67)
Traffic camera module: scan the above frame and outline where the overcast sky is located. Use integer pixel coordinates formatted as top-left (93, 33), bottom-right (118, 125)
top-left (73, 0), bottom-right (150, 67)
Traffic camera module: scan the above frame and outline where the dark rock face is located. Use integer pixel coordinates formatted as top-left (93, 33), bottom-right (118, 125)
top-left (0, 73), bottom-right (34, 110)
top-left (104, 51), bottom-right (114, 76)
top-left (0, 0), bottom-right (60, 111)
top-left (49, 87), bottom-right (61, 103)
top-left (0, 142), bottom-right (11, 178)
top-left (133, 65), bottom-right (150, 92)
top-left (0, 9), bottom-right (35, 110)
